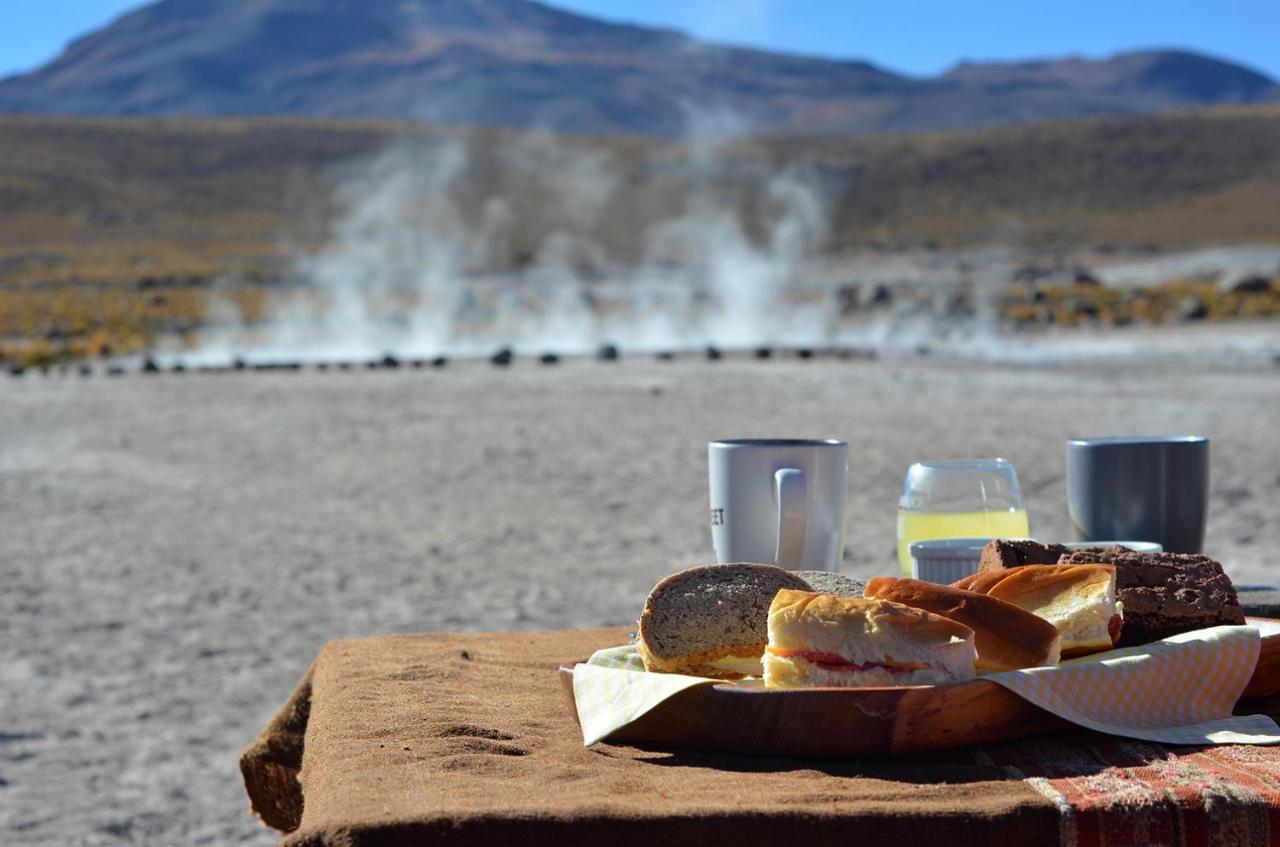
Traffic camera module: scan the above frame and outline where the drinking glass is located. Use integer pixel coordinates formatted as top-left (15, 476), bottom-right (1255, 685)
top-left (896, 459), bottom-right (1029, 576)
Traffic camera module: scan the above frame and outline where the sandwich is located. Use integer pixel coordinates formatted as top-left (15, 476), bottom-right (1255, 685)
top-left (863, 577), bottom-right (1061, 671)
top-left (636, 563), bottom-right (810, 678)
top-left (763, 590), bottom-right (977, 688)
top-left (954, 564), bottom-right (1122, 657)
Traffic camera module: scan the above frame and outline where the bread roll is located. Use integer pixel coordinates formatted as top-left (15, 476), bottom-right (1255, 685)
top-left (864, 577), bottom-right (1061, 671)
top-left (954, 564), bottom-right (1121, 657)
top-left (763, 590), bottom-right (977, 688)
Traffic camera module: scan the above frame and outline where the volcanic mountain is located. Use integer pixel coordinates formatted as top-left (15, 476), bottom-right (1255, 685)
top-left (0, 0), bottom-right (1276, 136)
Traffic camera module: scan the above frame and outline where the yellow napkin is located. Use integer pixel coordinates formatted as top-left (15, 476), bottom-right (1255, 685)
top-left (572, 624), bottom-right (1280, 748)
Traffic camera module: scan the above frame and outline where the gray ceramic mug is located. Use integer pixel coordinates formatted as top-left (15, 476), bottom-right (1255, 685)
top-left (1065, 436), bottom-right (1209, 553)
top-left (708, 439), bottom-right (849, 571)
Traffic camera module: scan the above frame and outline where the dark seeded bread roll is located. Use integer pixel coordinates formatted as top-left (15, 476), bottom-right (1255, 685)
top-left (636, 563), bottom-right (810, 678)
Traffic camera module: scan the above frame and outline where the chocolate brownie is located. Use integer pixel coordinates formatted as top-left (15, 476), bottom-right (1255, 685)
top-left (1057, 549), bottom-right (1244, 646)
top-left (978, 540), bottom-right (1072, 571)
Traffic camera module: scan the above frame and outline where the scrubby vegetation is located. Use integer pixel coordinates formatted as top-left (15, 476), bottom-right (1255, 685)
top-left (999, 278), bottom-right (1280, 327)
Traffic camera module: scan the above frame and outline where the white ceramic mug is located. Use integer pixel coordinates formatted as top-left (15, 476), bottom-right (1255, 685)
top-left (708, 439), bottom-right (849, 572)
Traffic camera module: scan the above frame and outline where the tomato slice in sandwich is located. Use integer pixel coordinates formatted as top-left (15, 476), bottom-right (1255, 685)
top-left (766, 647), bottom-right (932, 673)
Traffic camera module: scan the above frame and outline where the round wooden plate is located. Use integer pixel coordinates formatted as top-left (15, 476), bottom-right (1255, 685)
top-left (559, 618), bottom-right (1280, 758)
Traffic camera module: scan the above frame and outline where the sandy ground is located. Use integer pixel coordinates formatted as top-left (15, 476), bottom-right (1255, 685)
top-left (3, 353), bottom-right (1280, 845)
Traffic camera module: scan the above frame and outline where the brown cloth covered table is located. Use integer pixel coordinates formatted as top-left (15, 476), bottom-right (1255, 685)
top-left (242, 627), bottom-right (1280, 847)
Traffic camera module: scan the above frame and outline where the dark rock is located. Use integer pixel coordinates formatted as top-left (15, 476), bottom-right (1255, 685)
top-left (169, 362), bottom-right (186, 374)
top-left (315, 362), bottom-right (330, 371)
top-left (232, 357), bottom-right (247, 371)
top-left (655, 351), bottom-right (676, 362)
top-left (106, 365), bottom-right (126, 377)
top-left (1177, 297), bottom-right (1209, 321)
top-left (7, 365), bottom-right (24, 377)
top-left (539, 352), bottom-right (560, 365)
top-left (1012, 265), bottom-right (1044, 283)
top-left (754, 347), bottom-right (773, 360)
top-left (596, 343), bottom-right (620, 362)
top-left (835, 285), bottom-right (860, 316)
top-left (337, 362), bottom-right (354, 371)
top-left (142, 356), bottom-right (161, 373)
top-left (795, 348), bottom-right (814, 360)
top-left (380, 353), bottom-right (401, 369)
top-left (78, 364), bottom-right (93, 377)
top-left (869, 284), bottom-right (893, 306)
top-left (942, 293), bottom-right (974, 319)
top-left (491, 348), bottom-right (514, 367)
top-left (1218, 272), bottom-right (1273, 294)
top-left (705, 345), bottom-right (722, 361)
top-left (1066, 298), bottom-right (1099, 320)
top-left (431, 356), bottom-right (448, 369)
top-left (365, 360), bottom-right (380, 370)
top-left (1073, 267), bottom-right (1103, 286)
top-left (410, 359), bottom-right (426, 369)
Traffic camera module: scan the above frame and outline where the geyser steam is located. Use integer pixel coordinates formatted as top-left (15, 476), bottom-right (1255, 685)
top-left (195, 124), bottom-right (834, 361)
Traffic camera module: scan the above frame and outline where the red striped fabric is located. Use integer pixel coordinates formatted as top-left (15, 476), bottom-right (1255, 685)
top-left (982, 735), bottom-right (1280, 846)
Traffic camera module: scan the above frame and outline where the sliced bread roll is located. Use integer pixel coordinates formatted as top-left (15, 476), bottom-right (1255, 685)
top-left (954, 564), bottom-right (1122, 657)
top-left (764, 591), bottom-right (977, 688)
top-left (636, 563), bottom-right (810, 678)
top-left (864, 577), bottom-right (1061, 671)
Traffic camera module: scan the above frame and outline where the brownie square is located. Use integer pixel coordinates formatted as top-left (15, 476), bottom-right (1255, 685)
top-left (978, 539), bottom-right (1072, 571)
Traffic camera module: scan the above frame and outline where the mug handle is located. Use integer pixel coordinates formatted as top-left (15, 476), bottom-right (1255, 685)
top-left (774, 468), bottom-right (807, 569)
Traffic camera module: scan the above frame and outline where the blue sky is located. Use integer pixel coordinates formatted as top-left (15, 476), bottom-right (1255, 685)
top-left (2, 0), bottom-right (1278, 80)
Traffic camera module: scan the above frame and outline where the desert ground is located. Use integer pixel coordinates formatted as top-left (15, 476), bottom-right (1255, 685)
top-left (3, 351), bottom-right (1280, 845)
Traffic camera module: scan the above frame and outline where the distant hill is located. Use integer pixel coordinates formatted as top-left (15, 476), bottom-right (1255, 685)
top-left (0, 0), bottom-right (1276, 136)
top-left (3, 107), bottom-right (1280, 364)
top-left (2, 106), bottom-right (1279, 289)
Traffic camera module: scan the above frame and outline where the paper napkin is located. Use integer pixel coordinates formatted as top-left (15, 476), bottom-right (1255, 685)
top-left (572, 624), bottom-right (1280, 748)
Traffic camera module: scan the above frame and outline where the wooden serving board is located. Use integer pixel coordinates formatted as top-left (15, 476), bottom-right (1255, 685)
top-left (559, 618), bottom-right (1280, 758)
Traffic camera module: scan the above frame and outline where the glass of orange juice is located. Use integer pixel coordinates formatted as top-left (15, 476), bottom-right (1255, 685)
top-left (896, 459), bottom-right (1030, 576)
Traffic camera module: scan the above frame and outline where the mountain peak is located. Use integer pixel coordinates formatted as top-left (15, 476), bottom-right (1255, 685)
top-left (1, 0), bottom-right (1276, 136)
top-left (943, 48), bottom-right (1276, 103)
